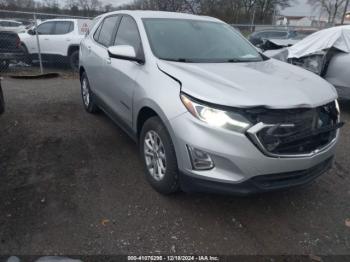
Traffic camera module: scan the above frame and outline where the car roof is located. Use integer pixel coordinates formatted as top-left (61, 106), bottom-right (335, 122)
top-left (0, 19), bottom-right (22, 24)
top-left (101, 10), bottom-right (222, 23)
top-left (40, 18), bottom-right (76, 22)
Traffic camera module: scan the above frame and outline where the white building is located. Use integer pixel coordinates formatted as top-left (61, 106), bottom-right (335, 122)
top-left (276, 15), bottom-right (328, 27)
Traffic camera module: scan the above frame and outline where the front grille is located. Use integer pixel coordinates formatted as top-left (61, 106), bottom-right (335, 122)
top-left (251, 157), bottom-right (333, 190)
top-left (247, 101), bottom-right (341, 156)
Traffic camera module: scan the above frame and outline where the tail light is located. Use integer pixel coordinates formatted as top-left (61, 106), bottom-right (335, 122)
top-left (16, 36), bottom-right (20, 49)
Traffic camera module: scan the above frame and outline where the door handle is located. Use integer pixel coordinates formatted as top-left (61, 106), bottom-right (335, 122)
top-left (44, 38), bottom-right (49, 40)
top-left (66, 38), bottom-right (72, 41)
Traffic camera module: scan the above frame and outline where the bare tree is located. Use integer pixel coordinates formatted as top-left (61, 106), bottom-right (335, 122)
top-left (65, 0), bottom-right (78, 9)
top-left (308, 0), bottom-right (347, 24)
top-left (77, 0), bottom-right (102, 15)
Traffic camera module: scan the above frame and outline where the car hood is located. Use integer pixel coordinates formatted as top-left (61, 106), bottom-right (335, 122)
top-left (157, 59), bottom-right (337, 109)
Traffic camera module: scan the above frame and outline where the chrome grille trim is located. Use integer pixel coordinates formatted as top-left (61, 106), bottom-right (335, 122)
top-left (247, 122), bottom-right (339, 158)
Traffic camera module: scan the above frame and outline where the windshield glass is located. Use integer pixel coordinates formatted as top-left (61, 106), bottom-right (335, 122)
top-left (143, 18), bottom-right (263, 63)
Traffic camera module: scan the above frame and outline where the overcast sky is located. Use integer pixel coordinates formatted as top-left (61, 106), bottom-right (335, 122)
top-left (280, 0), bottom-right (314, 16)
top-left (101, 0), bottom-right (133, 6)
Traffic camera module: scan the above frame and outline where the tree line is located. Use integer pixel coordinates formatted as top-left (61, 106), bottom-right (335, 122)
top-left (0, 0), bottom-right (294, 24)
top-left (116, 0), bottom-right (293, 24)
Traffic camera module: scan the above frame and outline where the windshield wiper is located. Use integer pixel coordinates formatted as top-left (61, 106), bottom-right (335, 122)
top-left (226, 58), bottom-right (260, 63)
top-left (226, 58), bottom-right (243, 63)
top-left (161, 58), bottom-right (194, 63)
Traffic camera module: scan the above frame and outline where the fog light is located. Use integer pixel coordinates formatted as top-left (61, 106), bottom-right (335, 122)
top-left (187, 145), bottom-right (214, 170)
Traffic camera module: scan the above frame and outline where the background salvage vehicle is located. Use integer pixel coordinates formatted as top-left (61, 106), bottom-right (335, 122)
top-left (0, 31), bottom-right (24, 71)
top-left (80, 11), bottom-right (342, 195)
top-left (0, 19), bottom-right (26, 33)
top-left (264, 26), bottom-right (350, 100)
top-left (248, 29), bottom-right (317, 49)
top-left (248, 29), bottom-right (295, 47)
top-left (19, 19), bottom-right (91, 71)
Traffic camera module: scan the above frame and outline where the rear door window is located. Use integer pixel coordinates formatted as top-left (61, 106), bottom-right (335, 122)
top-left (54, 21), bottom-right (74, 35)
top-left (8, 21), bottom-right (20, 27)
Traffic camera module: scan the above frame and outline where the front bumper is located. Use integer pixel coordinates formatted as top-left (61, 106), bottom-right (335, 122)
top-left (180, 157), bottom-right (333, 195)
top-left (170, 112), bottom-right (338, 194)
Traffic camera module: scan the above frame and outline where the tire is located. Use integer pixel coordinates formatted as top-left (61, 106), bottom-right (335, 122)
top-left (0, 85), bottom-right (4, 114)
top-left (69, 50), bottom-right (79, 72)
top-left (80, 72), bottom-right (99, 113)
top-left (0, 60), bottom-right (9, 71)
top-left (20, 44), bottom-right (32, 65)
top-left (140, 116), bottom-right (180, 194)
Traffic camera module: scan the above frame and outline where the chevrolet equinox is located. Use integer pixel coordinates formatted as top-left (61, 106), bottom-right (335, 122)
top-left (79, 11), bottom-right (342, 195)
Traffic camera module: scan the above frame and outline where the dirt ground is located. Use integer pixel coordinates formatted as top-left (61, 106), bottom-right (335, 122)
top-left (0, 77), bottom-right (349, 256)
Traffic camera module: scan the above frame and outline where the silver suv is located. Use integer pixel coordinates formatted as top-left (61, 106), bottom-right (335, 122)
top-left (79, 11), bottom-right (342, 195)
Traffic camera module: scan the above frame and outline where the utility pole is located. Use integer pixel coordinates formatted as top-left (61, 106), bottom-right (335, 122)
top-left (251, 6), bottom-right (256, 32)
top-left (341, 0), bottom-right (350, 24)
top-left (34, 14), bottom-right (44, 74)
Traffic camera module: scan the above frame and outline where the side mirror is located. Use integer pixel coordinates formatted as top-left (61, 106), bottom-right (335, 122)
top-left (108, 45), bottom-right (144, 64)
top-left (28, 29), bottom-right (36, 35)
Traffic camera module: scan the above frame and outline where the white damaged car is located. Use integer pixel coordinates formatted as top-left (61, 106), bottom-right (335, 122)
top-left (264, 26), bottom-right (350, 100)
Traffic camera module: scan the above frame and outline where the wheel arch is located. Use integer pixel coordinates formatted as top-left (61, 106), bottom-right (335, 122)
top-left (135, 101), bottom-right (175, 143)
top-left (67, 45), bottom-right (79, 57)
top-left (135, 102), bottom-right (182, 167)
top-left (136, 106), bottom-right (158, 140)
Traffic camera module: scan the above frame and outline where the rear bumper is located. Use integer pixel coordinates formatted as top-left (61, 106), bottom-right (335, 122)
top-left (0, 52), bottom-right (24, 60)
top-left (180, 157), bottom-right (333, 195)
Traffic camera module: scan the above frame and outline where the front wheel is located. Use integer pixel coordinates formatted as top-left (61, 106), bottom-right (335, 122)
top-left (80, 72), bottom-right (99, 113)
top-left (140, 117), bottom-right (180, 194)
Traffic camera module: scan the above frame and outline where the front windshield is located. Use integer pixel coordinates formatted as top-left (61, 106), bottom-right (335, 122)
top-left (143, 18), bottom-right (263, 63)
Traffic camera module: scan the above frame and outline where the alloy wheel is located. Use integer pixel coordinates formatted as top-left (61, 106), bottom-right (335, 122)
top-left (82, 78), bottom-right (90, 107)
top-left (144, 130), bottom-right (167, 181)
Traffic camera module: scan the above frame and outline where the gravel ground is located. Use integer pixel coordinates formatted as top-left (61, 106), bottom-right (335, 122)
top-left (0, 77), bottom-right (349, 255)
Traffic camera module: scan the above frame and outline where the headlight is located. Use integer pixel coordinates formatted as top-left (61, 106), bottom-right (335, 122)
top-left (335, 99), bottom-right (340, 114)
top-left (180, 93), bottom-right (252, 133)
top-left (335, 99), bottom-right (340, 121)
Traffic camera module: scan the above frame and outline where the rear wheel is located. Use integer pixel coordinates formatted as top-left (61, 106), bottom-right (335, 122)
top-left (20, 44), bottom-right (32, 65)
top-left (69, 50), bottom-right (79, 72)
top-left (140, 117), bottom-right (180, 194)
top-left (80, 72), bottom-right (98, 113)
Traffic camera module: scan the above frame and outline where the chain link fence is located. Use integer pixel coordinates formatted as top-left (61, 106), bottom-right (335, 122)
top-left (231, 23), bottom-right (327, 37)
top-left (0, 9), bottom-right (328, 77)
top-left (0, 10), bottom-right (92, 77)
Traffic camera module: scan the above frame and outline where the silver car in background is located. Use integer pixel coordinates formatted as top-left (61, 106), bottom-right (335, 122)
top-left (79, 11), bottom-right (342, 195)
top-left (0, 19), bottom-right (26, 33)
top-left (264, 26), bottom-right (350, 100)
